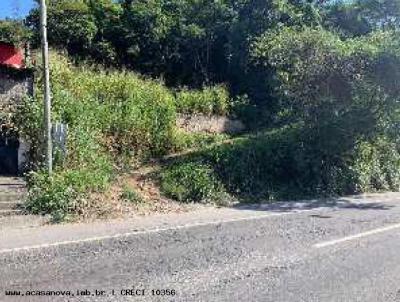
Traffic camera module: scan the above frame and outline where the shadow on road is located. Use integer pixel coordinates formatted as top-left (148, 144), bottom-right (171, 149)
top-left (231, 196), bottom-right (395, 213)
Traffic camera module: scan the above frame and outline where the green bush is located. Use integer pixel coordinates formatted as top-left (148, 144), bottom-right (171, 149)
top-left (120, 186), bottom-right (144, 204)
top-left (162, 125), bottom-right (400, 203)
top-left (24, 125), bottom-right (113, 221)
top-left (48, 54), bottom-right (177, 159)
top-left (26, 166), bottom-right (111, 222)
top-left (175, 85), bottom-right (230, 115)
top-left (161, 162), bottom-right (225, 203)
top-left (172, 130), bottom-right (229, 152)
top-left (25, 171), bottom-right (78, 222)
top-left (352, 138), bottom-right (400, 192)
top-left (201, 126), bottom-right (329, 200)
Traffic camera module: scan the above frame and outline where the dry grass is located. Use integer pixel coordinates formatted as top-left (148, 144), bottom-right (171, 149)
top-left (77, 163), bottom-right (201, 222)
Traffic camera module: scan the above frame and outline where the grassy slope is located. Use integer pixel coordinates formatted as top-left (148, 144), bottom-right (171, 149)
top-left (17, 52), bottom-right (231, 220)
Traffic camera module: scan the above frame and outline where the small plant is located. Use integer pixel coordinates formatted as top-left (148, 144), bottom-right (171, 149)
top-left (172, 130), bottom-right (229, 152)
top-left (25, 171), bottom-right (79, 222)
top-left (175, 85), bottom-right (230, 116)
top-left (161, 162), bottom-right (225, 203)
top-left (121, 185), bottom-right (144, 204)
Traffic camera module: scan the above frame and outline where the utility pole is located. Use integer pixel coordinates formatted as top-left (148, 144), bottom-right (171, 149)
top-left (39, 0), bottom-right (52, 174)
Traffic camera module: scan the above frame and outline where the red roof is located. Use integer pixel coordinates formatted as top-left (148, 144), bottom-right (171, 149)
top-left (0, 43), bottom-right (24, 69)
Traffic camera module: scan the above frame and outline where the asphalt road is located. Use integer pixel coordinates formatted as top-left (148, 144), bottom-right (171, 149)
top-left (2, 193), bottom-right (400, 301)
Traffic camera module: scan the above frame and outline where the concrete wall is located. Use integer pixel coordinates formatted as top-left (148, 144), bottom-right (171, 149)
top-left (0, 67), bottom-right (33, 174)
top-left (0, 67), bottom-right (33, 112)
top-left (177, 114), bottom-right (245, 134)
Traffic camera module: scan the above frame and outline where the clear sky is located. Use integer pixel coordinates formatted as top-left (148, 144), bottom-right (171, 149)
top-left (0, 0), bottom-right (36, 19)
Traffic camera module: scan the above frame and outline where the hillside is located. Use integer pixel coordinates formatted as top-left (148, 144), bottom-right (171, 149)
top-left (14, 43), bottom-right (400, 222)
top-left (0, 0), bottom-right (398, 221)
top-left (15, 52), bottom-right (234, 220)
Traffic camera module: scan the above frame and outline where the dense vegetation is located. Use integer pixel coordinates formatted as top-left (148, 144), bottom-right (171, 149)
top-left (0, 19), bottom-right (30, 45)
top-left (16, 53), bottom-right (229, 220)
top-left (23, 0), bottom-right (400, 125)
top-left (2, 0), bottom-right (400, 218)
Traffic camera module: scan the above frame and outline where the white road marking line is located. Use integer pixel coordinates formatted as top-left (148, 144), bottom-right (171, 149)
top-left (314, 223), bottom-right (400, 248)
top-left (0, 209), bottom-right (319, 254)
